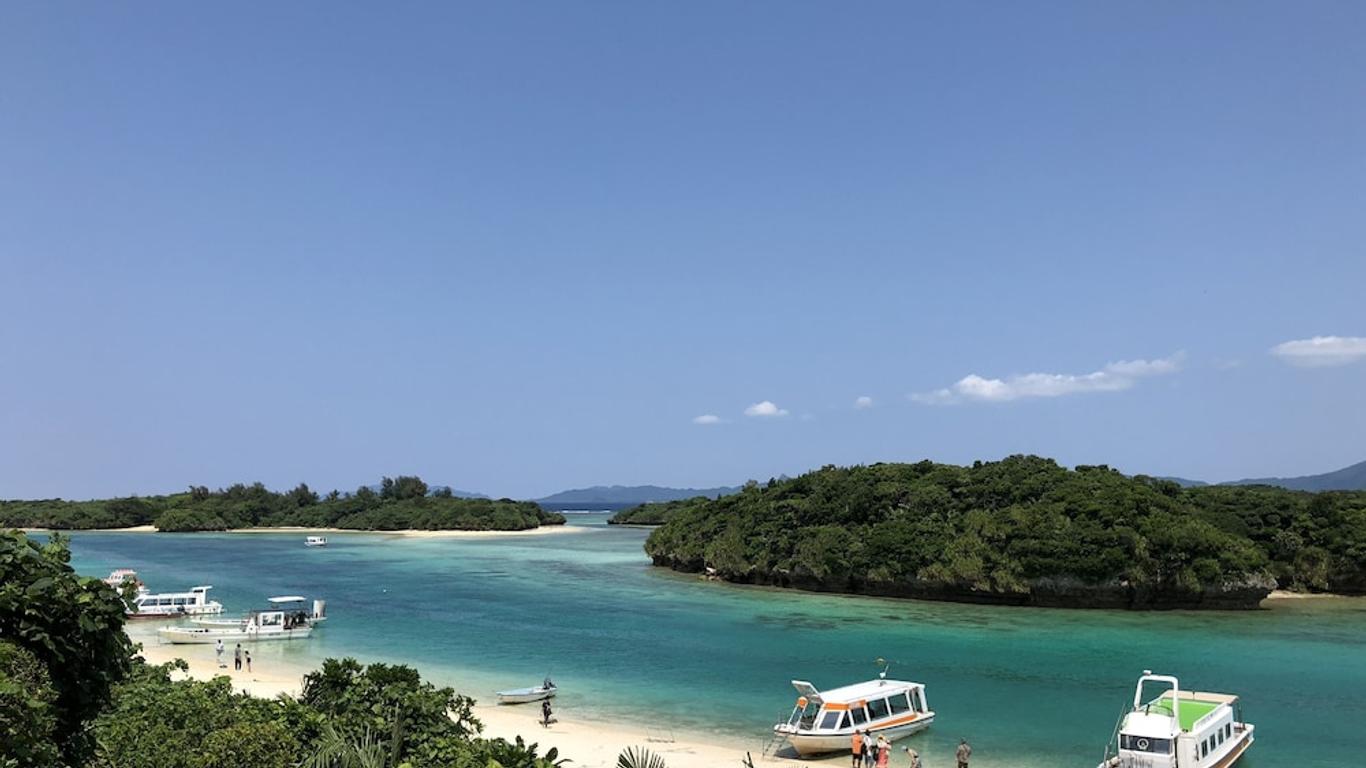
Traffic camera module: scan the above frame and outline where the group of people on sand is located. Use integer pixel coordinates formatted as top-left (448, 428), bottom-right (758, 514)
top-left (215, 639), bottom-right (251, 673)
top-left (852, 731), bottom-right (971, 768)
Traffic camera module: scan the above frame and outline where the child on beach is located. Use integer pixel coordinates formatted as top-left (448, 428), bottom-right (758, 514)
top-left (245, 650), bottom-right (252, 673)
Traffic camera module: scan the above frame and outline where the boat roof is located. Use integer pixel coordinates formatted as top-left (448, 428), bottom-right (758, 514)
top-left (793, 678), bottom-right (922, 705)
top-left (1143, 691), bottom-right (1238, 732)
top-left (267, 595), bottom-right (307, 603)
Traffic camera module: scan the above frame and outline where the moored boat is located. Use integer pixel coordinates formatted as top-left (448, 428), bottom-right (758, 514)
top-left (305, 536), bottom-right (328, 547)
top-left (497, 678), bottom-right (557, 704)
top-left (102, 568), bottom-right (145, 591)
top-left (773, 664), bottom-right (933, 757)
top-left (1097, 671), bottom-right (1254, 768)
top-left (127, 585), bottom-right (224, 619)
top-left (158, 595), bottom-right (325, 644)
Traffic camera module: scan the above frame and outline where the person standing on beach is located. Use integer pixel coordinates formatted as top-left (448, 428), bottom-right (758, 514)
top-left (234, 643), bottom-right (242, 671)
top-left (215, 639), bottom-right (224, 668)
top-left (862, 731), bottom-right (876, 768)
top-left (245, 650), bottom-right (252, 674)
top-left (850, 730), bottom-right (864, 768)
top-left (541, 697), bottom-right (552, 728)
top-left (875, 735), bottom-right (890, 768)
top-left (956, 738), bottom-right (972, 768)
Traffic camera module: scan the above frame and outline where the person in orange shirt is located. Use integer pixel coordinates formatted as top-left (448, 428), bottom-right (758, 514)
top-left (851, 729), bottom-right (865, 767)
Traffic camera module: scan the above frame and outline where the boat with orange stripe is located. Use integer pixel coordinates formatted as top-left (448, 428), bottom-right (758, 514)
top-left (772, 661), bottom-right (934, 757)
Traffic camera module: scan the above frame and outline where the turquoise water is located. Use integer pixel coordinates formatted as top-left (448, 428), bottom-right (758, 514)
top-left (61, 516), bottom-right (1366, 767)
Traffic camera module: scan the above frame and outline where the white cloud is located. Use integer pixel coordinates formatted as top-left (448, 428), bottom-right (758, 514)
top-left (854, 396), bottom-right (874, 409)
top-left (911, 353), bottom-right (1183, 405)
top-left (744, 400), bottom-right (789, 418)
top-left (691, 414), bottom-right (722, 425)
top-left (1270, 336), bottom-right (1366, 367)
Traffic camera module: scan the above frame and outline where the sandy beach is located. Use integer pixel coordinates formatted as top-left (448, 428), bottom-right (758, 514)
top-left (130, 626), bottom-right (810, 768)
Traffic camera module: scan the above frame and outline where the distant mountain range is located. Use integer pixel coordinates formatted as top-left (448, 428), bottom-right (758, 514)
top-left (1155, 459), bottom-right (1366, 492)
top-left (535, 484), bottom-right (741, 506)
top-left (362, 484), bottom-right (489, 499)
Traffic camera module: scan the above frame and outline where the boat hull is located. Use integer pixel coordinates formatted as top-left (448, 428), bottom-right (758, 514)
top-left (497, 687), bottom-right (557, 704)
top-left (778, 713), bottom-right (934, 757)
top-left (158, 626), bottom-right (314, 644)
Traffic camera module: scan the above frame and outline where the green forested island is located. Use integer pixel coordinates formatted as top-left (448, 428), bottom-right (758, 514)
top-left (642, 456), bottom-right (1366, 609)
top-left (0, 476), bottom-right (565, 533)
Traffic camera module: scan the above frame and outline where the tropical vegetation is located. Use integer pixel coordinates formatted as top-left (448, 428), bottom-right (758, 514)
top-left (0, 476), bottom-right (564, 533)
top-left (607, 498), bottom-right (710, 526)
top-left (0, 529), bottom-right (564, 768)
top-left (643, 456), bottom-right (1366, 608)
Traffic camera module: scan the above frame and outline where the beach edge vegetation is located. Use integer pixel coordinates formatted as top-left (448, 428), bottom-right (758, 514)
top-left (0, 476), bottom-right (566, 533)
top-left (642, 456), bottom-right (1366, 609)
top-left (0, 529), bottom-right (564, 768)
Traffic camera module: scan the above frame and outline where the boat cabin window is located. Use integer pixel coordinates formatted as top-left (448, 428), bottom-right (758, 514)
top-left (850, 707), bottom-right (867, 726)
top-left (889, 693), bottom-right (911, 715)
top-left (911, 688), bottom-right (926, 713)
top-left (260, 612), bottom-right (282, 627)
top-left (866, 698), bottom-right (889, 720)
top-left (1119, 735), bottom-right (1171, 754)
top-left (819, 711), bottom-right (842, 731)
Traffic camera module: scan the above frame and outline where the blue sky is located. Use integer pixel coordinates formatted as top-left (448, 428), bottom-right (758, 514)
top-left (2, 3), bottom-right (1364, 500)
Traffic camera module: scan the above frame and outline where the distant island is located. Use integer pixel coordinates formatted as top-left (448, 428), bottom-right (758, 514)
top-left (0, 475), bottom-right (564, 532)
top-left (641, 456), bottom-right (1366, 610)
top-left (1154, 459), bottom-right (1366, 492)
top-left (536, 484), bottom-right (739, 507)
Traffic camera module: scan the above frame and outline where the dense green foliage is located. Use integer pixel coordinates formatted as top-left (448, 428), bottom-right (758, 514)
top-left (0, 476), bottom-right (564, 533)
top-left (0, 531), bottom-right (133, 765)
top-left (644, 457), bottom-right (1366, 607)
top-left (607, 497), bottom-right (710, 526)
top-left (92, 656), bottom-right (562, 768)
top-left (0, 641), bottom-right (60, 768)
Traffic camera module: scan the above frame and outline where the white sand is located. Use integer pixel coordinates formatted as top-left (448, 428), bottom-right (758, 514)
top-left (129, 626), bottom-right (814, 768)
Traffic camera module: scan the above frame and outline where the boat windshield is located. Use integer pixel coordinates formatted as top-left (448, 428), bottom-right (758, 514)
top-left (1120, 735), bottom-right (1172, 754)
top-left (788, 700), bottom-right (819, 729)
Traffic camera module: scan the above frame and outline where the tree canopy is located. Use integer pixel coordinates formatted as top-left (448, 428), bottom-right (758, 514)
top-left (0, 531), bottom-right (133, 765)
top-left (0, 477), bottom-right (564, 533)
top-left (644, 456), bottom-right (1366, 608)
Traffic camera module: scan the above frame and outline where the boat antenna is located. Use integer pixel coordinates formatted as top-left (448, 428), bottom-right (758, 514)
top-left (876, 657), bottom-right (890, 680)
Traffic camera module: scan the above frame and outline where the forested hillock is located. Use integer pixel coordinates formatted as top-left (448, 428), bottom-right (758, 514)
top-left (0, 475), bottom-right (564, 532)
top-left (643, 456), bottom-right (1366, 609)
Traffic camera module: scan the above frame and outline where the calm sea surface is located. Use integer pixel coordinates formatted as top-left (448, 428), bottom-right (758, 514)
top-left (62, 515), bottom-right (1366, 768)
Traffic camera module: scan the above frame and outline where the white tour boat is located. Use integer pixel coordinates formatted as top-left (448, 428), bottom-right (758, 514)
top-left (158, 596), bottom-right (326, 644)
top-left (305, 536), bottom-right (328, 547)
top-left (497, 678), bottom-right (557, 704)
top-left (102, 568), bottom-right (145, 591)
top-left (773, 664), bottom-right (934, 757)
top-left (127, 585), bottom-right (224, 620)
top-left (1098, 671), bottom-right (1254, 768)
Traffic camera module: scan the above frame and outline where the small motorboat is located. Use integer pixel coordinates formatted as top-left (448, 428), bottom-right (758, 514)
top-left (497, 678), bottom-right (557, 704)
top-left (1097, 671), bottom-right (1254, 768)
top-left (773, 661), bottom-right (934, 756)
top-left (305, 536), bottom-right (328, 547)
